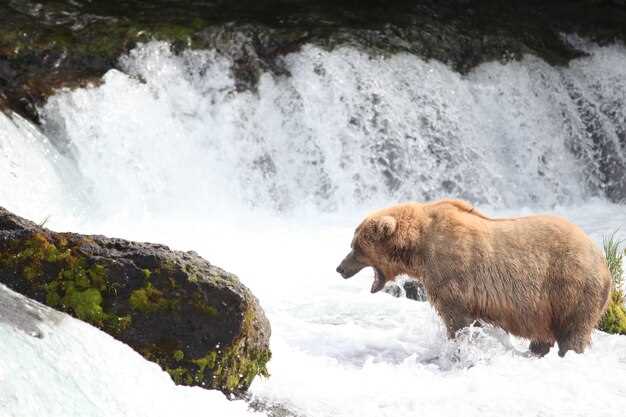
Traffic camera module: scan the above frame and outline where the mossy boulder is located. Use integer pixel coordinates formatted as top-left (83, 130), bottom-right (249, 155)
top-left (0, 207), bottom-right (271, 394)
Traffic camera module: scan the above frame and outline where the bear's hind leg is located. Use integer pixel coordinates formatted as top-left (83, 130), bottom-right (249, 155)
top-left (557, 335), bottom-right (589, 357)
top-left (529, 340), bottom-right (553, 357)
top-left (556, 327), bottom-right (592, 357)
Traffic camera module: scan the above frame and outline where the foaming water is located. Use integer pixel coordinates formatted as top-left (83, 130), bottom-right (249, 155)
top-left (0, 112), bottom-right (70, 221)
top-left (36, 41), bottom-right (626, 220)
top-left (0, 40), bottom-right (626, 417)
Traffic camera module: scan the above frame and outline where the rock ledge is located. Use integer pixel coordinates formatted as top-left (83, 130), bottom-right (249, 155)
top-left (0, 207), bottom-right (271, 394)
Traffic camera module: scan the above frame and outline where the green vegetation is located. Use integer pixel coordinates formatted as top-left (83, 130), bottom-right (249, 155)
top-left (213, 302), bottom-right (271, 390)
top-left (598, 232), bottom-right (626, 335)
top-left (0, 233), bottom-right (131, 332)
top-left (191, 292), bottom-right (218, 316)
top-left (173, 350), bottom-right (185, 362)
top-left (158, 304), bottom-right (270, 392)
top-left (168, 334), bottom-right (270, 391)
top-left (129, 283), bottom-right (171, 313)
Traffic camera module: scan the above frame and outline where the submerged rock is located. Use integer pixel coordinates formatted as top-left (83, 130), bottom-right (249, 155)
top-left (0, 207), bottom-right (271, 395)
top-left (384, 278), bottom-right (427, 301)
top-left (402, 279), bottom-right (427, 301)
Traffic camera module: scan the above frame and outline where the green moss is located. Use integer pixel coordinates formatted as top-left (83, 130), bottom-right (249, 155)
top-left (198, 342), bottom-right (271, 392)
top-left (161, 260), bottom-right (177, 274)
top-left (0, 27), bottom-right (35, 56)
top-left (173, 350), bottom-right (185, 362)
top-left (167, 367), bottom-right (194, 385)
top-left (71, 267), bottom-right (90, 289)
top-left (149, 24), bottom-right (195, 43)
top-left (191, 293), bottom-right (218, 317)
top-left (75, 28), bottom-right (130, 56)
top-left (46, 247), bottom-right (70, 263)
top-left (23, 265), bottom-right (39, 281)
top-left (0, 232), bottom-right (134, 335)
top-left (45, 29), bottom-right (75, 50)
top-left (191, 350), bottom-right (217, 375)
top-left (129, 283), bottom-right (170, 313)
top-left (137, 313), bottom-right (270, 391)
top-left (13, 233), bottom-right (66, 281)
top-left (112, 285), bottom-right (268, 393)
top-left (63, 287), bottom-right (104, 324)
top-left (142, 268), bottom-right (152, 279)
top-left (89, 264), bottom-right (107, 287)
top-left (155, 303), bottom-right (271, 392)
top-left (184, 264), bottom-right (202, 283)
top-left (45, 285), bottom-right (62, 307)
top-left (184, 303), bottom-right (271, 392)
top-left (105, 314), bottom-right (132, 335)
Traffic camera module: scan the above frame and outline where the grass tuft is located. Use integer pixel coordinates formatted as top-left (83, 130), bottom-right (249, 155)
top-left (598, 232), bottom-right (626, 335)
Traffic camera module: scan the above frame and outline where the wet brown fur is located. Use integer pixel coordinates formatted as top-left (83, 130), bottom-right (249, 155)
top-left (344, 199), bottom-right (612, 357)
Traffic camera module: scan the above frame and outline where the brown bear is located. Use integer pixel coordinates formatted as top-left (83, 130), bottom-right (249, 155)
top-left (336, 199), bottom-right (612, 357)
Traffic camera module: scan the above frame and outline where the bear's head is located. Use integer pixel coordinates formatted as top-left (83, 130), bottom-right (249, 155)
top-left (336, 209), bottom-right (420, 293)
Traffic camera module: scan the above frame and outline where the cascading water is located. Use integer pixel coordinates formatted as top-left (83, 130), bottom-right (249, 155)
top-left (1, 38), bottom-right (626, 417)
top-left (0, 112), bottom-right (70, 221)
top-left (24, 40), bottom-right (626, 221)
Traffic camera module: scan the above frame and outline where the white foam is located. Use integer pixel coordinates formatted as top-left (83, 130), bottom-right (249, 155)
top-left (0, 112), bottom-right (70, 221)
top-left (34, 41), bottom-right (626, 220)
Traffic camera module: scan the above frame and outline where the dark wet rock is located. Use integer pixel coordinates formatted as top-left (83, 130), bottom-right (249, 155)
top-left (0, 206), bottom-right (271, 395)
top-left (1, 1), bottom-right (625, 123)
top-left (384, 278), bottom-right (427, 301)
top-left (384, 282), bottom-right (403, 298)
top-left (403, 279), bottom-right (427, 301)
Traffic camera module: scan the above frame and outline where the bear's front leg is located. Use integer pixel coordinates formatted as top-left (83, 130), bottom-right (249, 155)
top-left (529, 340), bottom-right (554, 357)
top-left (437, 303), bottom-right (474, 338)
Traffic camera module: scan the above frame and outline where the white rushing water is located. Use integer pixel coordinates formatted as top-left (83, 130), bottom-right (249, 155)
top-left (1, 40), bottom-right (626, 417)
top-left (34, 39), bottom-right (626, 218)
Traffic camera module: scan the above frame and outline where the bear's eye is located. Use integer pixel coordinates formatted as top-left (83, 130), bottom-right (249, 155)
top-left (352, 246), bottom-right (366, 261)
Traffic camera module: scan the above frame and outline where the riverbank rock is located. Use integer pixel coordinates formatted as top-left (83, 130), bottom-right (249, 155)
top-left (0, 207), bottom-right (271, 394)
top-left (1, 1), bottom-right (625, 123)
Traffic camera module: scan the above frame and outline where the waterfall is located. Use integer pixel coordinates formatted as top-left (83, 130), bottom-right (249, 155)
top-left (0, 40), bottom-right (620, 223)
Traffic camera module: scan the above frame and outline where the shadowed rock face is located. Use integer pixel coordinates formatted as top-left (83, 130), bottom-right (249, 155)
top-left (1, 0), bottom-right (625, 122)
top-left (0, 207), bottom-right (271, 395)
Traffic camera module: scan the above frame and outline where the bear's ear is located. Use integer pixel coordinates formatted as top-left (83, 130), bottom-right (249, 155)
top-left (365, 215), bottom-right (397, 240)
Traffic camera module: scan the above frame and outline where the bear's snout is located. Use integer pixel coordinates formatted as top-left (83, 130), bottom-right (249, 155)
top-left (336, 263), bottom-right (352, 279)
top-left (336, 251), bottom-right (366, 279)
